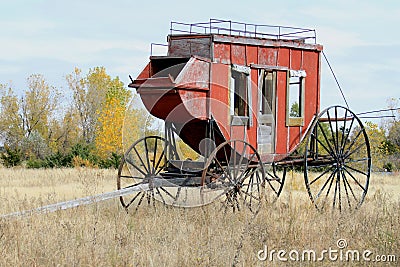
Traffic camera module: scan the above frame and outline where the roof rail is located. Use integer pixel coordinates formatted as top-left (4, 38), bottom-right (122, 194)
top-left (170, 18), bottom-right (317, 43)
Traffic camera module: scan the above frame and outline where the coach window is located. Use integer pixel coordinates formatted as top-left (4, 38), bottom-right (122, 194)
top-left (286, 70), bottom-right (306, 126)
top-left (230, 65), bottom-right (251, 126)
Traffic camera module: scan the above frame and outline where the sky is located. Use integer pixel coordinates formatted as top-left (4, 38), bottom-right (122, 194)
top-left (0, 0), bottom-right (399, 118)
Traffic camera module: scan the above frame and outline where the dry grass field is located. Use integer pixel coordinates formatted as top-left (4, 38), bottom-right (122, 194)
top-left (0, 168), bottom-right (398, 266)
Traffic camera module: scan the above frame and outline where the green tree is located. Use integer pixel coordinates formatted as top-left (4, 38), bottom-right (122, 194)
top-left (0, 84), bottom-right (23, 148)
top-left (19, 74), bottom-right (59, 159)
top-left (290, 102), bottom-right (300, 117)
top-left (21, 74), bottom-right (59, 140)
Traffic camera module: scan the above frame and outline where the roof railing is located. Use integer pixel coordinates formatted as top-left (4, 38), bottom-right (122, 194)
top-left (170, 18), bottom-right (317, 43)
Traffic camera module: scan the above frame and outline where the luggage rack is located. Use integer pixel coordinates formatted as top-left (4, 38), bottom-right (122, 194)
top-left (170, 18), bottom-right (317, 43)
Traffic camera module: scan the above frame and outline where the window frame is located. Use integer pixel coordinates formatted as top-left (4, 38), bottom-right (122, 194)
top-left (286, 70), bottom-right (306, 127)
top-left (230, 64), bottom-right (251, 126)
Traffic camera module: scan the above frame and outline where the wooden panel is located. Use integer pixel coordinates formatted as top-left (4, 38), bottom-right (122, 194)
top-left (230, 125), bottom-right (246, 141)
top-left (275, 71), bottom-right (288, 154)
top-left (168, 37), bottom-right (211, 58)
top-left (290, 49), bottom-right (302, 70)
top-left (136, 62), bottom-right (151, 79)
top-left (296, 50), bottom-right (320, 142)
top-left (258, 47), bottom-right (277, 65)
top-left (277, 48), bottom-right (290, 67)
top-left (213, 35), bottom-right (323, 52)
top-left (231, 44), bottom-right (246, 65)
top-left (210, 63), bottom-right (230, 140)
top-left (288, 126), bottom-right (300, 151)
top-left (246, 68), bottom-right (258, 147)
top-left (303, 51), bottom-right (320, 117)
top-left (213, 42), bottom-right (231, 64)
top-left (246, 45), bottom-right (257, 65)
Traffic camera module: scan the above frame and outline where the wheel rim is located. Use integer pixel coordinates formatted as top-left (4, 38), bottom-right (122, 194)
top-left (201, 140), bottom-right (265, 213)
top-left (304, 106), bottom-right (371, 212)
top-left (117, 136), bottom-right (178, 211)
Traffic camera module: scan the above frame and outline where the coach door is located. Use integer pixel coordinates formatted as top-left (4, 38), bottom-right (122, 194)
top-left (258, 70), bottom-right (276, 154)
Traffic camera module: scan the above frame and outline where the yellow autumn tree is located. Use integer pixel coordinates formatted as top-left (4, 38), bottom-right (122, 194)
top-left (95, 77), bottom-right (131, 158)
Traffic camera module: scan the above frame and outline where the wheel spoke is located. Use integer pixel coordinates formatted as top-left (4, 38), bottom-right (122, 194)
top-left (344, 129), bottom-right (364, 157)
top-left (155, 187), bottom-right (166, 205)
top-left (125, 157), bottom-right (147, 177)
top-left (125, 192), bottom-right (144, 209)
top-left (327, 110), bottom-right (338, 156)
top-left (144, 139), bottom-right (152, 175)
top-left (313, 135), bottom-right (334, 157)
top-left (154, 149), bottom-right (166, 175)
top-left (133, 146), bottom-right (149, 174)
top-left (344, 141), bottom-right (367, 161)
top-left (339, 109), bottom-right (349, 154)
top-left (316, 122), bottom-right (336, 157)
top-left (342, 170), bottom-right (359, 203)
top-left (320, 169), bottom-right (337, 209)
top-left (341, 170), bottom-right (353, 209)
top-left (265, 167), bottom-right (284, 196)
top-left (343, 167), bottom-right (367, 191)
top-left (233, 141), bottom-right (237, 180)
top-left (309, 165), bottom-right (335, 185)
top-left (345, 164), bottom-right (368, 177)
top-left (240, 187), bottom-right (261, 202)
top-left (345, 157), bottom-right (369, 164)
top-left (334, 107), bottom-right (340, 155)
top-left (223, 145), bottom-right (234, 183)
top-left (333, 173), bottom-right (339, 210)
top-left (308, 160), bottom-right (337, 169)
top-left (255, 171), bottom-right (262, 200)
top-left (237, 164), bottom-right (255, 185)
top-left (214, 158), bottom-right (234, 185)
top-left (159, 186), bottom-right (176, 201)
top-left (340, 117), bottom-right (355, 155)
top-left (119, 175), bottom-right (144, 180)
top-left (314, 168), bottom-right (336, 202)
top-left (153, 137), bottom-right (158, 173)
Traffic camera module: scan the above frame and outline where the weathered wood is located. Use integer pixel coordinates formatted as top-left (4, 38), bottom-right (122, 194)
top-left (1, 184), bottom-right (149, 219)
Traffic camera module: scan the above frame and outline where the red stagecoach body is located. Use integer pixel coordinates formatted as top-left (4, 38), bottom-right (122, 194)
top-left (129, 21), bottom-right (322, 162)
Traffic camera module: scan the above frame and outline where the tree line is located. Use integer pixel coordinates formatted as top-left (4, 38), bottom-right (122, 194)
top-left (0, 67), bottom-right (399, 171)
top-left (364, 99), bottom-right (400, 172)
top-left (0, 67), bottom-right (151, 168)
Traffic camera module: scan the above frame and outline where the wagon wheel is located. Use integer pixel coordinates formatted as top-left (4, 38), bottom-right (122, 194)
top-left (304, 106), bottom-right (371, 212)
top-left (264, 163), bottom-right (286, 203)
top-left (117, 136), bottom-right (178, 212)
top-left (201, 140), bottom-right (265, 214)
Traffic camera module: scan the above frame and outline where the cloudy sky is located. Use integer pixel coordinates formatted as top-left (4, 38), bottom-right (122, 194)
top-left (0, 0), bottom-right (399, 117)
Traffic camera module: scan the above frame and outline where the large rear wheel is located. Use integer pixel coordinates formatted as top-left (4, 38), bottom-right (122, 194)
top-left (304, 106), bottom-right (371, 212)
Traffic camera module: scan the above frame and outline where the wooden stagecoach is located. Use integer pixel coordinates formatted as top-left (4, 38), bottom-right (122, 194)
top-left (118, 19), bottom-right (371, 213)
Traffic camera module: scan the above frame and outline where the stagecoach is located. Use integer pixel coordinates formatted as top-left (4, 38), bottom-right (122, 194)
top-left (118, 19), bottom-right (371, 213)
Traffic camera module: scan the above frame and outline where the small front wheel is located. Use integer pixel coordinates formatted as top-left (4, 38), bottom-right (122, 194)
top-left (117, 136), bottom-right (177, 212)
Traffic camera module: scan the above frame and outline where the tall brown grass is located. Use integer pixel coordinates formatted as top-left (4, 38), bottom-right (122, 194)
top-left (0, 168), bottom-right (398, 266)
